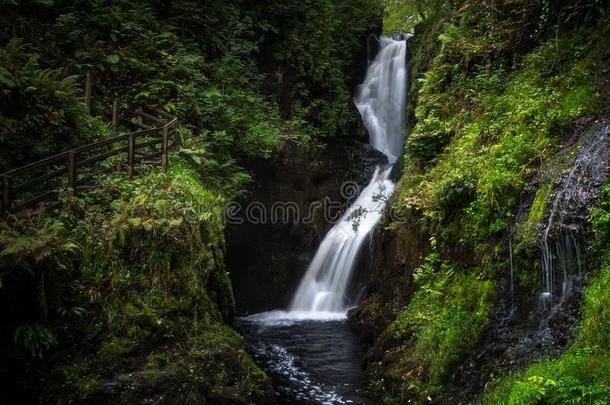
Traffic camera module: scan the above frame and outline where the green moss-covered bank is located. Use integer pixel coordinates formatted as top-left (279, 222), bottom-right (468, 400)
top-left (0, 158), bottom-right (271, 404)
top-left (353, 1), bottom-right (610, 403)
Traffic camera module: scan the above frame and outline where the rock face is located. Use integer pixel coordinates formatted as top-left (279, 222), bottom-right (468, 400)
top-left (442, 118), bottom-right (610, 401)
top-left (226, 138), bottom-right (387, 314)
top-left (348, 213), bottom-right (429, 344)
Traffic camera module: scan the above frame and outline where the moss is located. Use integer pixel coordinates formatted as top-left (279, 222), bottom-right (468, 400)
top-left (483, 348), bottom-right (610, 405)
top-left (402, 33), bottom-right (599, 252)
top-left (75, 322), bottom-right (272, 404)
top-left (389, 15), bottom-right (610, 263)
top-left (0, 156), bottom-right (270, 403)
top-left (366, 254), bottom-right (495, 403)
top-left (515, 116), bottom-right (605, 249)
top-left (98, 338), bottom-right (137, 366)
top-left (364, 8), bottom-right (610, 403)
top-left (518, 180), bottom-right (555, 246)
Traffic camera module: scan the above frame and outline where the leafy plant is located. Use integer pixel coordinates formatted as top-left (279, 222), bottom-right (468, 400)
top-left (14, 323), bottom-right (57, 358)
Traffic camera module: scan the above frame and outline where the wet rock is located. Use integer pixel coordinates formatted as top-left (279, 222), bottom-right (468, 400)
top-left (349, 213), bottom-right (430, 345)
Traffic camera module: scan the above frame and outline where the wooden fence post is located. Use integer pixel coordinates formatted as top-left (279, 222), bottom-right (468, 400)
top-left (84, 72), bottom-right (92, 113)
top-left (161, 126), bottom-right (169, 172)
top-left (2, 175), bottom-right (12, 213)
top-left (112, 100), bottom-right (119, 135)
top-left (67, 151), bottom-right (77, 195)
top-left (128, 133), bottom-right (135, 179)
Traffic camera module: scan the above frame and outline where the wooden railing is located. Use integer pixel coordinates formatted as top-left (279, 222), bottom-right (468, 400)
top-left (1, 106), bottom-right (178, 214)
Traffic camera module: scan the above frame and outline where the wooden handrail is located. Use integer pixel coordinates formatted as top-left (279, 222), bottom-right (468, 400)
top-left (1, 106), bottom-right (178, 214)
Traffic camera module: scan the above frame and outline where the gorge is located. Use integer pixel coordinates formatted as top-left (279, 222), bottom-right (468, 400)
top-left (1, 2), bottom-right (610, 405)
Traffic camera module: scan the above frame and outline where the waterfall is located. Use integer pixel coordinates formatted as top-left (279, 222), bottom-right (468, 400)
top-left (538, 122), bottom-right (609, 317)
top-left (289, 37), bottom-right (407, 314)
top-left (355, 37), bottom-right (407, 164)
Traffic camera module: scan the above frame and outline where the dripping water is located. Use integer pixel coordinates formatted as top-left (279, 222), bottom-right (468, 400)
top-left (538, 123), bottom-right (609, 329)
top-left (539, 123), bottom-right (610, 342)
top-left (509, 237), bottom-right (514, 308)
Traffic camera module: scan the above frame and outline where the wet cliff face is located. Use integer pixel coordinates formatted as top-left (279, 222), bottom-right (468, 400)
top-left (226, 138), bottom-right (387, 314)
top-left (349, 214), bottom-right (429, 343)
top-left (446, 118), bottom-right (610, 401)
top-left (349, 117), bottom-right (610, 403)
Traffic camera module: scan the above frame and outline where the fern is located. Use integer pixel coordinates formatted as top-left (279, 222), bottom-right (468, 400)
top-left (14, 323), bottom-right (57, 359)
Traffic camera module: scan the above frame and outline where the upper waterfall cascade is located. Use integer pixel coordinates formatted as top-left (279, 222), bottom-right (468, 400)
top-left (355, 37), bottom-right (407, 164)
top-left (288, 37), bottom-right (408, 314)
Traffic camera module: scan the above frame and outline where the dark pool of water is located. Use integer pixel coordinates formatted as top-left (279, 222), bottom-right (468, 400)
top-left (240, 312), bottom-right (373, 405)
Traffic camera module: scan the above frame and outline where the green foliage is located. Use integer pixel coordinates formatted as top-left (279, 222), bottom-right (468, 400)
top-left (0, 38), bottom-right (107, 171)
top-left (0, 1), bottom-right (382, 401)
top-left (0, 0), bottom-right (380, 171)
top-left (0, 217), bottom-right (77, 317)
top-left (0, 218), bottom-right (75, 266)
top-left (396, 27), bottom-right (601, 254)
top-left (14, 323), bottom-right (57, 358)
top-left (256, 0), bottom-right (383, 136)
top-left (0, 158), bottom-right (270, 402)
top-left (178, 135), bottom-right (253, 198)
top-left (42, 0), bottom-right (294, 160)
top-left (372, 2), bottom-right (610, 404)
top-left (483, 347), bottom-right (610, 405)
top-left (518, 180), bottom-right (555, 245)
top-left (405, 113), bottom-right (453, 163)
top-left (369, 251), bottom-right (494, 401)
top-left (579, 184), bottom-right (610, 349)
top-left (383, 0), bottom-right (445, 34)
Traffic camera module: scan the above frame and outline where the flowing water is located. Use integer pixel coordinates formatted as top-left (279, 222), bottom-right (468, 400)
top-left (241, 37), bottom-right (408, 404)
top-left (289, 165), bottom-right (395, 312)
top-left (538, 121), bottom-right (609, 324)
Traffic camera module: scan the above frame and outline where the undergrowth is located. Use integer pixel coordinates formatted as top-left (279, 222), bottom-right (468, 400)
top-left (366, 249), bottom-right (494, 403)
top-left (363, 2), bottom-right (610, 404)
top-left (0, 156), bottom-right (270, 403)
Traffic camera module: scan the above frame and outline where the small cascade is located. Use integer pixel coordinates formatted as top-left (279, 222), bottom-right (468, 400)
top-left (538, 121), bottom-right (610, 320)
top-left (354, 37), bottom-right (407, 164)
top-left (288, 37), bottom-right (407, 314)
top-left (445, 121), bottom-right (609, 399)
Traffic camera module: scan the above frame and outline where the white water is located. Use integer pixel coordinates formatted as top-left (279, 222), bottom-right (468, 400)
top-left (354, 37), bottom-right (407, 164)
top-left (287, 37), bottom-right (408, 316)
top-left (240, 37), bottom-right (406, 405)
top-left (289, 167), bottom-right (395, 312)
